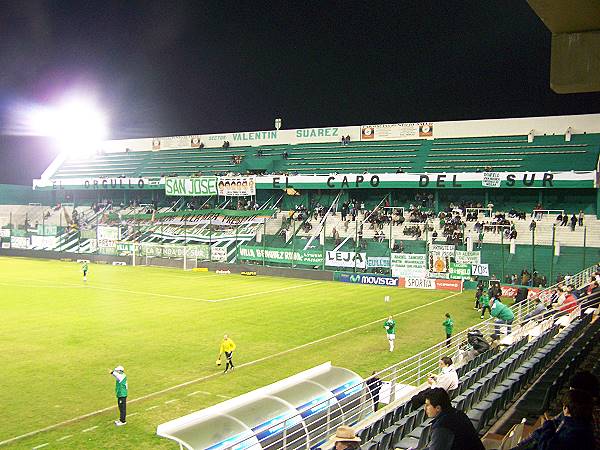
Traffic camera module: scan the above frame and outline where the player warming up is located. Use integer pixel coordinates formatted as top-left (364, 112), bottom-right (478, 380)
top-left (384, 316), bottom-right (396, 352)
top-left (82, 261), bottom-right (88, 281)
top-left (218, 334), bottom-right (236, 373)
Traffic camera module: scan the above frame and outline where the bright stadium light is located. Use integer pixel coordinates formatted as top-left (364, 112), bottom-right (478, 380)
top-left (25, 96), bottom-right (108, 156)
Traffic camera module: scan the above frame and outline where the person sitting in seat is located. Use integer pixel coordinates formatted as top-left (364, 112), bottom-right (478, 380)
top-left (427, 356), bottom-right (459, 397)
top-left (413, 388), bottom-right (484, 450)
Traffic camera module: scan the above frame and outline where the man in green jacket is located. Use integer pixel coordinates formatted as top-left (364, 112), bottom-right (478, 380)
top-left (110, 365), bottom-right (128, 426)
top-left (491, 298), bottom-right (514, 336)
top-left (442, 313), bottom-right (454, 347)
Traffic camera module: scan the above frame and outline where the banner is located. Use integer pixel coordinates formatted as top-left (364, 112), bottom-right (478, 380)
top-left (455, 250), bottom-right (480, 265)
top-left (30, 235), bottom-right (58, 249)
top-left (390, 253), bottom-right (427, 278)
top-left (116, 209), bottom-right (274, 227)
top-left (97, 226), bottom-right (120, 241)
top-left (360, 123), bottom-right (433, 140)
top-left (0, 229), bottom-right (10, 238)
top-left (164, 177), bottom-right (218, 196)
top-left (325, 251), bottom-right (367, 269)
top-left (471, 263), bottom-right (489, 277)
top-left (482, 172), bottom-right (501, 187)
top-left (399, 277), bottom-right (435, 289)
top-left (217, 176), bottom-right (257, 197)
top-left (10, 236), bottom-right (30, 249)
top-left (211, 247), bottom-right (227, 262)
top-left (449, 262), bottom-right (471, 280)
top-left (238, 245), bottom-right (323, 266)
top-left (367, 256), bottom-right (391, 268)
top-left (435, 279), bottom-right (463, 291)
top-left (36, 224), bottom-right (58, 236)
top-left (140, 243), bottom-right (209, 259)
top-left (338, 273), bottom-right (398, 286)
top-left (429, 244), bottom-right (456, 256)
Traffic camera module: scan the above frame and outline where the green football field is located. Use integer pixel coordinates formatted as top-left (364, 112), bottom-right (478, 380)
top-left (0, 256), bottom-right (483, 449)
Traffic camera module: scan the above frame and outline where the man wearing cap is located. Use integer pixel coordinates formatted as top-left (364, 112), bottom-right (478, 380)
top-left (110, 366), bottom-right (128, 426)
top-left (333, 425), bottom-right (361, 450)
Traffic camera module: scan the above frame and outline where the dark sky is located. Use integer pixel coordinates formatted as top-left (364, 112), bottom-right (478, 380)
top-left (1, 0), bottom-right (599, 185)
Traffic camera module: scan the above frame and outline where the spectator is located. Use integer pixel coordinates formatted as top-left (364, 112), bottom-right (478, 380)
top-left (561, 214), bottom-right (568, 226)
top-left (491, 298), bottom-right (514, 336)
top-left (366, 371), bottom-right (382, 412)
top-left (420, 388), bottom-right (485, 450)
top-left (333, 425), bottom-right (361, 450)
top-left (578, 210), bottom-right (585, 227)
top-left (529, 220), bottom-right (536, 232)
top-left (427, 356), bottom-right (459, 395)
top-left (570, 214), bottom-right (577, 231)
top-left (524, 297), bottom-right (547, 321)
top-left (512, 389), bottom-right (594, 450)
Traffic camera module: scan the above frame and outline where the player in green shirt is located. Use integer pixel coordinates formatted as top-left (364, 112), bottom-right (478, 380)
top-left (442, 313), bottom-right (454, 347)
top-left (383, 316), bottom-right (396, 352)
top-left (480, 292), bottom-right (491, 319)
top-left (110, 365), bottom-right (128, 426)
top-left (82, 261), bottom-right (88, 281)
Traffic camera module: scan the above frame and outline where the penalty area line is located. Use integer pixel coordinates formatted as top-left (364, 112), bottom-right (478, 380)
top-left (0, 291), bottom-right (459, 447)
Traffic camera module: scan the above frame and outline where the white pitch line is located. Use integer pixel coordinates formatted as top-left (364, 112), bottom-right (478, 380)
top-left (164, 399), bottom-right (179, 404)
top-left (81, 426), bottom-right (97, 433)
top-left (210, 281), bottom-right (323, 302)
top-left (127, 412), bottom-right (139, 417)
top-left (145, 405), bottom-right (159, 411)
top-left (56, 435), bottom-right (72, 441)
top-left (32, 444), bottom-right (48, 449)
top-left (216, 394), bottom-right (231, 399)
top-left (0, 291), bottom-right (460, 447)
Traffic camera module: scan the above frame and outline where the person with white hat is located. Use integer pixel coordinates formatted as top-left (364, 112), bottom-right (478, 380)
top-left (110, 365), bottom-right (128, 426)
top-left (333, 425), bottom-right (361, 450)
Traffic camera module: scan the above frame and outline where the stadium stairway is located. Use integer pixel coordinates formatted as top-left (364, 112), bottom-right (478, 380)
top-left (352, 312), bottom-right (593, 450)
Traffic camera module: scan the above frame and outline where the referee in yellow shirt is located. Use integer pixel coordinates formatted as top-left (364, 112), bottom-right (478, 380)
top-left (218, 334), bottom-right (236, 373)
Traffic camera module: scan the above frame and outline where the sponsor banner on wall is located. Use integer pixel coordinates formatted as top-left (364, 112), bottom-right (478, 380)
top-left (455, 250), bottom-right (481, 265)
top-left (449, 263), bottom-right (471, 280)
top-left (140, 243), bottom-right (209, 259)
top-left (97, 226), bottom-right (120, 241)
top-left (367, 256), bottom-right (391, 268)
top-left (482, 172), bottom-right (501, 187)
top-left (238, 245), bottom-right (323, 266)
top-left (339, 273), bottom-right (398, 286)
top-left (1, 242), bottom-right (10, 249)
top-left (500, 285), bottom-right (542, 299)
top-left (211, 247), bottom-right (227, 262)
top-left (165, 177), bottom-right (218, 196)
top-left (399, 277), bottom-right (435, 289)
top-left (325, 251), bottom-right (367, 269)
top-left (217, 176), bottom-right (257, 197)
top-left (360, 123), bottom-right (433, 141)
top-left (390, 253), bottom-right (427, 278)
top-left (435, 279), bottom-right (463, 291)
top-left (10, 236), bottom-right (30, 249)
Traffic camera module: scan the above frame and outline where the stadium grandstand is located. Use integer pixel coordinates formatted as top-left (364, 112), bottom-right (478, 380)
top-left (1, 113), bottom-right (600, 449)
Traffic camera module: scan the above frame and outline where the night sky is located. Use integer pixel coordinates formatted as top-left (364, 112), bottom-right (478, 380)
top-left (1, 0), bottom-right (599, 185)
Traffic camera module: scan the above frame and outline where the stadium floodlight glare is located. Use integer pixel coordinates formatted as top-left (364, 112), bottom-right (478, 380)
top-left (27, 97), bottom-right (108, 156)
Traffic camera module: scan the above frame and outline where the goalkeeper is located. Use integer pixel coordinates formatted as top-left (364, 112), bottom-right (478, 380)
top-left (218, 334), bottom-right (236, 373)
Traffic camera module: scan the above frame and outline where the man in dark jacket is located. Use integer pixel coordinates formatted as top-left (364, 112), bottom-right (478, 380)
top-left (511, 389), bottom-right (595, 449)
top-left (420, 388), bottom-right (484, 450)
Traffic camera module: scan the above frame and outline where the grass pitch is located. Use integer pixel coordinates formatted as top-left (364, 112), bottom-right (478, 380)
top-left (0, 256), bottom-right (482, 449)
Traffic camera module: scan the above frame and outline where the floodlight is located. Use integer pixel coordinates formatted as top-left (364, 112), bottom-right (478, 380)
top-left (23, 96), bottom-right (108, 156)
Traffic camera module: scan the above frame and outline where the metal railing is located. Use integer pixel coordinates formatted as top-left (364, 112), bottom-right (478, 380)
top-left (226, 263), bottom-right (598, 449)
